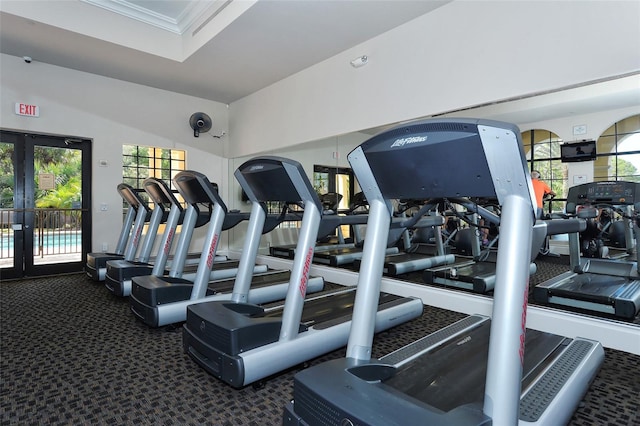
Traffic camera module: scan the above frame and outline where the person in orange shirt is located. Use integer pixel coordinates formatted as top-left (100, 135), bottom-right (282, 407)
top-left (531, 170), bottom-right (556, 210)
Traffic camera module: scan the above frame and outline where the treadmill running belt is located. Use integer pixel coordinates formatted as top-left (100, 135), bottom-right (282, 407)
top-left (383, 322), bottom-right (565, 413)
top-left (446, 262), bottom-right (496, 279)
top-left (261, 291), bottom-right (403, 329)
top-left (552, 273), bottom-right (634, 303)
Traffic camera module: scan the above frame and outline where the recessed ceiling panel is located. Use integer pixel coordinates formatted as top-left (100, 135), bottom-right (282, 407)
top-left (80, 0), bottom-right (216, 34)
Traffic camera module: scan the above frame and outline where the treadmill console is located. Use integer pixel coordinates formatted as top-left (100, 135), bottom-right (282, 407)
top-left (173, 171), bottom-right (225, 210)
top-left (349, 118), bottom-right (536, 220)
top-left (235, 156), bottom-right (322, 210)
top-left (117, 183), bottom-right (149, 211)
top-left (567, 181), bottom-right (640, 206)
top-left (143, 177), bottom-right (179, 207)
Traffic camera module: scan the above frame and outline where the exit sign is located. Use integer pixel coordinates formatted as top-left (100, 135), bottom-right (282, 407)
top-left (15, 102), bottom-right (40, 117)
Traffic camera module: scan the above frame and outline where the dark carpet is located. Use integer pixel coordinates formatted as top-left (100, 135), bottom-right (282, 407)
top-left (1, 261), bottom-right (639, 425)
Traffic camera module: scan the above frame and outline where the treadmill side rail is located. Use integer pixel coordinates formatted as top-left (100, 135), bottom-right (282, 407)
top-left (520, 338), bottom-right (604, 425)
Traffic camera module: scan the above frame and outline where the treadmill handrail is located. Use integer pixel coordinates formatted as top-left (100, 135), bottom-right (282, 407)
top-left (451, 197), bottom-right (501, 226)
top-left (393, 200), bottom-right (439, 229)
top-left (543, 217), bottom-right (586, 235)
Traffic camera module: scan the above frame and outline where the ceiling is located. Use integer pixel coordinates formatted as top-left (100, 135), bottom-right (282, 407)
top-left (0, 0), bottom-right (450, 104)
top-left (1, 0), bottom-right (638, 125)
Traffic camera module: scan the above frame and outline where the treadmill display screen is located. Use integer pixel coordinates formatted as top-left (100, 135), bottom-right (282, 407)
top-left (242, 163), bottom-right (301, 202)
top-left (568, 181), bottom-right (639, 205)
top-left (144, 180), bottom-right (168, 204)
top-left (174, 172), bottom-right (223, 206)
top-left (117, 183), bottom-right (143, 208)
top-left (237, 157), bottom-right (319, 207)
top-left (360, 123), bottom-right (497, 200)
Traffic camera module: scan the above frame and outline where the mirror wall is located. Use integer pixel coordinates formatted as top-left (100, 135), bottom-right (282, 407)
top-left (224, 74), bottom-right (640, 327)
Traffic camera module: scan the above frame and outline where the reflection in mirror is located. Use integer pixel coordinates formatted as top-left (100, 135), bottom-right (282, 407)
top-left (223, 76), bottom-right (639, 327)
top-left (599, 115), bottom-right (640, 182)
top-left (227, 133), bottom-right (369, 253)
top-left (522, 129), bottom-right (564, 215)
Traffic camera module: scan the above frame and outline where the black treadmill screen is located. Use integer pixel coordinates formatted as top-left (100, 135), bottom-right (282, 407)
top-left (144, 179), bottom-right (172, 204)
top-left (240, 162), bottom-right (304, 202)
top-left (174, 171), bottom-right (223, 207)
top-left (117, 184), bottom-right (142, 208)
top-left (361, 124), bottom-right (497, 200)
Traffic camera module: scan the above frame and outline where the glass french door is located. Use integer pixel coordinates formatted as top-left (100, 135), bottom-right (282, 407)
top-left (0, 131), bottom-right (92, 279)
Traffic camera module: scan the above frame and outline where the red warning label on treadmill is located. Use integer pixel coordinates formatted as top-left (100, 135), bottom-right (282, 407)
top-left (519, 282), bottom-right (529, 366)
top-left (163, 228), bottom-right (175, 255)
top-left (299, 247), bottom-right (313, 298)
top-left (206, 234), bottom-right (219, 269)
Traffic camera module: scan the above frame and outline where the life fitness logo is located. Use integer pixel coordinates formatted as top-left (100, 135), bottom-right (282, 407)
top-left (205, 234), bottom-right (219, 269)
top-left (299, 247), bottom-right (314, 298)
top-left (519, 283), bottom-right (529, 366)
top-left (163, 228), bottom-right (175, 255)
top-left (390, 135), bottom-right (428, 148)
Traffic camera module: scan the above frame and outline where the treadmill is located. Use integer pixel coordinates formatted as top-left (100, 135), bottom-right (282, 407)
top-left (269, 192), bottom-right (365, 259)
top-left (534, 181), bottom-right (640, 319)
top-left (182, 156), bottom-right (424, 388)
top-left (423, 200), bottom-right (538, 294)
top-left (374, 208), bottom-right (455, 276)
top-left (311, 191), bottom-right (403, 266)
top-left (352, 205), bottom-right (457, 276)
top-left (284, 118), bottom-right (603, 426)
top-left (85, 183), bottom-right (152, 281)
top-left (129, 170), bottom-right (322, 327)
top-left (312, 231), bottom-right (400, 266)
top-left (596, 205), bottom-right (635, 259)
top-left (105, 177), bottom-right (228, 297)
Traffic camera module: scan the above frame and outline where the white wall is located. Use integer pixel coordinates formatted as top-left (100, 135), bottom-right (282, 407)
top-left (0, 53), bottom-right (229, 252)
top-left (229, 0), bottom-right (640, 158)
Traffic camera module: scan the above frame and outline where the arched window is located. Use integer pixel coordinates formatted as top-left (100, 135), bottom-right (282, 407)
top-left (521, 129), bottom-right (566, 213)
top-left (596, 114), bottom-right (640, 182)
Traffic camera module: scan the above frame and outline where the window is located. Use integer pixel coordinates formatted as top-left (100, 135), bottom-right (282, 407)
top-left (122, 145), bottom-right (186, 190)
top-left (596, 115), bottom-right (640, 183)
top-left (122, 145), bottom-right (186, 214)
top-left (521, 116), bottom-right (640, 214)
top-left (521, 129), bottom-right (566, 213)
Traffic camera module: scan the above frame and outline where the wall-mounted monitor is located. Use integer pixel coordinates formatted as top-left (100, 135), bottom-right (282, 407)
top-left (560, 140), bottom-right (596, 162)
